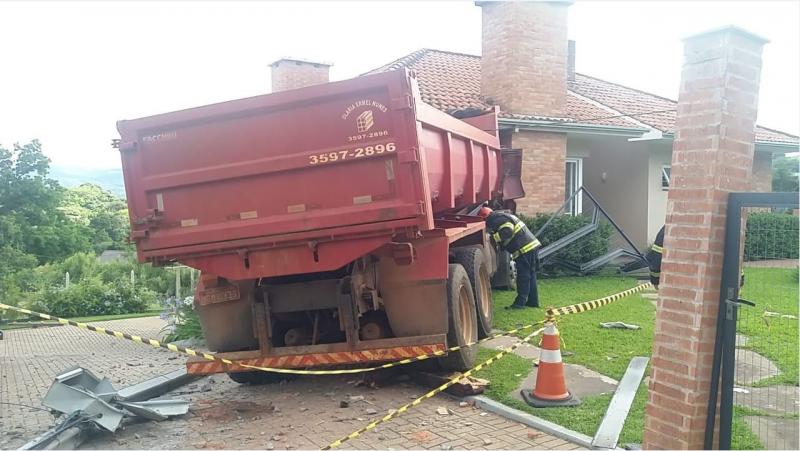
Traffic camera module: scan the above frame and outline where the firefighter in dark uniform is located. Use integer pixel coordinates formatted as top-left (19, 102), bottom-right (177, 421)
top-left (478, 207), bottom-right (542, 309)
top-left (646, 226), bottom-right (665, 287)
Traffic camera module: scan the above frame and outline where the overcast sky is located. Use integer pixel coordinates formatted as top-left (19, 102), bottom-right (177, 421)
top-left (1, 0), bottom-right (798, 169)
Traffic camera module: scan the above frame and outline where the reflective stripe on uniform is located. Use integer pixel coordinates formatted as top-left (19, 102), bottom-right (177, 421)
top-left (511, 238), bottom-right (541, 259)
top-left (496, 222), bottom-right (516, 245)
top-left (650, 271), bottom-right (660, 277)
top-left (651, 244), bottom-right (663, 254)
top-left (492, 232), bottom-right (502, 243)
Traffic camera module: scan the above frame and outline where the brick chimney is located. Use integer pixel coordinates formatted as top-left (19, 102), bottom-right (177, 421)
top-left (479, 1), bottom-right (571, 116)
top-left (567, 40), bottom-right (576, 82)
top-left (478, 1), bottom-right (572, 215)
top-left (270, 58), bottom-right (331, 92)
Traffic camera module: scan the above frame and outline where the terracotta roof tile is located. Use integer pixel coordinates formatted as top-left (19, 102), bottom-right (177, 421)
top-left (365, 49), bottom-right (798, 145)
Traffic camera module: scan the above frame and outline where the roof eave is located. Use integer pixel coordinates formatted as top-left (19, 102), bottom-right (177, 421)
top-left (498, 118), bottom-right (649, 137)
top-left (658, 132), bottom-right (799, 152)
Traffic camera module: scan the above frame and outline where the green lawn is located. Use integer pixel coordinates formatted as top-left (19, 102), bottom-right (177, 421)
top-left (477, 275), bottom-right (653, 444)
top-left (478, 269), bottom-right (796, 447)
top-left (737, 267), bottom-right (799, 386)
top-left (492, 275), bottom-right (653, 379)
top-left (474, 347), bottom-right (649, 446)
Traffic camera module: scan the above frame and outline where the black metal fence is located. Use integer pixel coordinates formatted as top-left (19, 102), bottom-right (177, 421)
top-left (707, 192), bottom-right (799, 450)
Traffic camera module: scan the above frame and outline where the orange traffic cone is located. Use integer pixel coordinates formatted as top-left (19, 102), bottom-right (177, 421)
top-left (521, 322), bottom-right (581, 407)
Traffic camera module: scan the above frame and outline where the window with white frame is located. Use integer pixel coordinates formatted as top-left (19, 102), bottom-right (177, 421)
top-left (661, 165), bottom-right (671, 190)
top-left (565, 158), bottom-right (583, 215)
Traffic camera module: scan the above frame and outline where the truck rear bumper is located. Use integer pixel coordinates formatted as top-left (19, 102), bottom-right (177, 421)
top-left (186, 334), bottom-right (447, 375)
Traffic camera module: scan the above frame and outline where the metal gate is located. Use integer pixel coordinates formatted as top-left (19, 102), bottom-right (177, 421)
top-left (706, 192), bottom-right (799, 450)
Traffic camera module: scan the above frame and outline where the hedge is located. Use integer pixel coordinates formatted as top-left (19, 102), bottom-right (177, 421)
top-left (31, 278), bottom-right (155, 318)
top-left (519, 213), bottom-right (613, 269)
top-left (744, 212), bottom-right (799, 261)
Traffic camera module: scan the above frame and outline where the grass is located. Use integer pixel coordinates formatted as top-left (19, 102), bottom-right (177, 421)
top-left (476, 275), bottom-right (653, 444)
top-left (737, 267), bottom-right (799, 386)
top-left (480, 270), bottom-right (795, 448)
top-left (493, 275), bottom-right (653, 379)
top-left (473, 347), bottom-right (649, 446)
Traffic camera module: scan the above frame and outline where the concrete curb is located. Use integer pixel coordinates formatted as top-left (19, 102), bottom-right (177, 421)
top-left (19, 368), bottom-right (198, 450)
top-left (464, 395), bottom-right (624, 450)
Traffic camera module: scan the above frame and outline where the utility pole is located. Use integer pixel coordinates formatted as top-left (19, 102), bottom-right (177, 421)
top-left (65, 272), bottom-right (70, 288)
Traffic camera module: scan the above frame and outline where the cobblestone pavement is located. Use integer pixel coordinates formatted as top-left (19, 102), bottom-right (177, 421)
top-left (84, 373), bottom-right (584, 450)
top-left (0, 316), bottom-right (182, 449)
top-left (2, 316), bottom-right (584, 450)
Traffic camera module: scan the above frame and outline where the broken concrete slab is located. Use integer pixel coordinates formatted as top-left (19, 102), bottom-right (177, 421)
top-left (481, 335), bottom-right (519, 349)
top-left (510, 363), bottom-right (618, 402)
top-left (734, 349), bottom-right (780, 385)
top-left (743, 416), bottom-right (799, 450)
top-left (480, 335), bottom-right (541, 360)
top-left (734, 385), bottom-right (800, 415)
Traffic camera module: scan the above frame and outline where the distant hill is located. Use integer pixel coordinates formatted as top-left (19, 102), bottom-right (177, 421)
top-left (50, 165), bottom-right (126, 198)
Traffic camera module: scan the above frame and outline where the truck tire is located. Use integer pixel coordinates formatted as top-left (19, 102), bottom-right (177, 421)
top-left (227, 371), bottom-right (291, 385)
top-left (453, 247), bottom-right (493, 339)
top-left (438, 264), bottom-right (478, 372)
top-left (491, 250), bottom-right (516, 291)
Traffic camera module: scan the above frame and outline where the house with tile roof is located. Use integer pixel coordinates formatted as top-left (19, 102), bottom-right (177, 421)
top-left (360, 1), bottom-right (798, 249)
top-left (271, 1), bottom-right (798, 248)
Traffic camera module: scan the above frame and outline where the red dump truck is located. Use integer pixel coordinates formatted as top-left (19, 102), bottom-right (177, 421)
top-left (117, 69), bottom-right (523, 381)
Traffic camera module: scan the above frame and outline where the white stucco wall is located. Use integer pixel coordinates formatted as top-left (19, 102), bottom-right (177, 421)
top-left (569, 134), bottom-right (650, 249)
top-left (647, 143), bottom-right (673, 245)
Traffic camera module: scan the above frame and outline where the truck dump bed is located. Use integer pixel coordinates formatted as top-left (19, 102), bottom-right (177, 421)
top-left (117, 70), bottom-right (503, 280)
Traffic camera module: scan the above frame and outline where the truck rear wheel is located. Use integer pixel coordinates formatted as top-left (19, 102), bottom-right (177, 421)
top-left (438, 264), bottom-right (478, 372)
top-left (453, 247), bottom-right (493, 338)
top-left (491, 250), bottom-right (516, 291)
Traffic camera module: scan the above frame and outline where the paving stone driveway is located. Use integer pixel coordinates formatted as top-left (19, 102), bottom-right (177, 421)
top-left (1, 317), bottom-right (583, 450)
top-left (0, 317), bottom-right (182, 449)
top-left (83, 374), bottom-right (583, 450)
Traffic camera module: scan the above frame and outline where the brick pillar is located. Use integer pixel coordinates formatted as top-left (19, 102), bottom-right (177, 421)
top-left (644, 27), bottom-right (767, 449)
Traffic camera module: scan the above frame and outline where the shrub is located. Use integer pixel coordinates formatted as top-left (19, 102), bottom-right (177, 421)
top-left (31, 277), bottom-right (154, 317)
top-left (519, 213), bottom-right (613, 267)
top-left (744, 212), bottom-right (799, 261)
top-left (165, 296), bottom-right (204, 342)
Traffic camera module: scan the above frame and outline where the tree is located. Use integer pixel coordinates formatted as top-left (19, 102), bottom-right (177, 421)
top-left (0, 140), bottom-right (93, 265)
top-left (772, 155), bottom-right (799, 192)
top-left (61, 183), bottom-right (130, 251)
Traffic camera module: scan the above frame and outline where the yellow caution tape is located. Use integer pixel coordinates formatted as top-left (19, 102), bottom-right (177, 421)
top-left (322, 327), bottom-right (546, 450)
top-left (0, 302), bottom-right (544, 376)
top-left (546, 282), bottom-right (652, 318)
top-left (0, 284), bottom-right (646, 377)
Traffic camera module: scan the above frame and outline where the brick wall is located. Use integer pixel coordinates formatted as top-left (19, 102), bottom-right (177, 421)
top-left (479, 1), bottom-right (569, 117)
top-left (271, 59), bottom-right (330, 92)
top-left (643, 27), bottom-right (767, 450)
top-left (512, 131), bottom-right (566, 215)
top-left (751, 151), bottom-right (773, 192)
